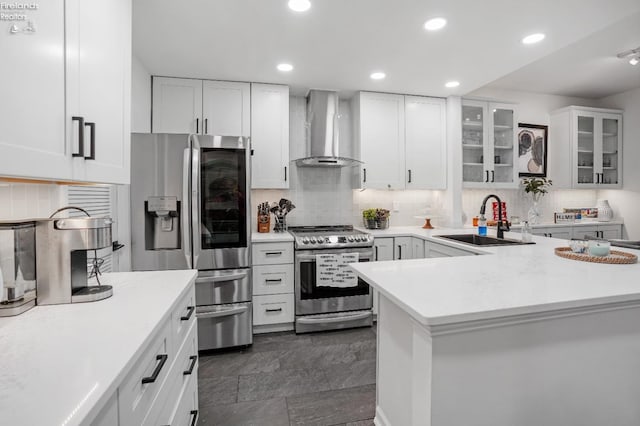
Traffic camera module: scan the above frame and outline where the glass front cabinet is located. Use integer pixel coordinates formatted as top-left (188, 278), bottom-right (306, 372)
top-left (462, 100), bottom-right (518, 188)
top-left (550, 106), bottom-right (622, 189)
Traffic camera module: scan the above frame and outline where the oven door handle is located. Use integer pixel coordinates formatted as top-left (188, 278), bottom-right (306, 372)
top-left (197, 306), bottom-right (248, 319)
top-left (296, 311), bottom-right (372, 324)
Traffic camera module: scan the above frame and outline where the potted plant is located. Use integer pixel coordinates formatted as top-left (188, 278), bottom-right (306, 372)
top-left (363, 208), bottom-right (390, 229)
top-left (521, 177), bottom-right (552, 224)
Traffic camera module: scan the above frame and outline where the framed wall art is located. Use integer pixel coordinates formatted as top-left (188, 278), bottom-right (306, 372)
top-left (518, 123), bottom-right (548, 177)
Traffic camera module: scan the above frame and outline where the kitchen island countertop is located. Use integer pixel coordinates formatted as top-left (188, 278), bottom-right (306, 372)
top-left (352, 226), bottom-right (640, 326)
top-left (0, 269), bottom-right (197, 426)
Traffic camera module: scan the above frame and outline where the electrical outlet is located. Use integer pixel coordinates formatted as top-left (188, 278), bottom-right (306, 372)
top-left (393, 201), bottom-right (400, 211)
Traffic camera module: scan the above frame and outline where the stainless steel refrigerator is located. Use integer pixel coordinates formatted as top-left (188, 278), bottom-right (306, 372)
top-left (130, 133), bottom-right (252, 351)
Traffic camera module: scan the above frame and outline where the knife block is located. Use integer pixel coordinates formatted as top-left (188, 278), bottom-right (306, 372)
top-left (257, 214), bottom-right (270, 233)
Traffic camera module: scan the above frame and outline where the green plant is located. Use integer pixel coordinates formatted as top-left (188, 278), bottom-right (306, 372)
top-left (521, 177), bottom-right (552, 196)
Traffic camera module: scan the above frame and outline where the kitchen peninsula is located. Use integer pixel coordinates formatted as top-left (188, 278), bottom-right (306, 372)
top-left (351, 228), bottom-right (640, 426)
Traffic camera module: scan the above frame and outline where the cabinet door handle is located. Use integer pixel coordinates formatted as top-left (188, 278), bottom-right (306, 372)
top-left (265, 278), bottom-right (283, 283)
top-left (180, 305), bottom-right (195, 321)
top-left (408, 169), bottom-right (412, 183)
top-left (491, 170), bottom-right (495, 182)
top-left (265, 251), bottom-right (283, 256)
top-left (183, 355), bottom-right (198, 375)
top-left (375, 246), bottom-right (378, 261)
top-left (72, 116), bottom-right (85, 157)
top-left (84, 122), bottom-right (96, 160)
top-left (204, 118), bottom-right (208, 134)
top-left (141, 354), bottom-right (168, 384)
top-left (363, 168), bottom-right (367, 183)
top-left (189, 410), bottom-right (198, 426)
top-left (284, 166), bottom-right (287, 182)
top-left (196, 118), bottom-right (199, 133)
top-left (485, 170), bottom-right (489, 182)
top-left (398, 245), bottom-right (402, 260)
top-left (266, 308), bottom-right (283, 313)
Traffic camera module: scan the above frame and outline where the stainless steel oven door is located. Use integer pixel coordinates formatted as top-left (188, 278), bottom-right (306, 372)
top-left (295, 247), bottom-right (373, 315)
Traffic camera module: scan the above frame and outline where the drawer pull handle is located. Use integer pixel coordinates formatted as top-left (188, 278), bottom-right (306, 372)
top-left (190, 410), bottom-right (198, 426)
top-left (183, 355), bottom-right (198, 376)
top-left (266, 308), bottom-right (283, 313)
top-left (265, 251), bottom-right (283, 256)
top-left (142, 354), bottom-right (168, 384)
top-left (181, 306), bottom-right (195, 321)
top-left (265, 278), bottom-right (283, 283)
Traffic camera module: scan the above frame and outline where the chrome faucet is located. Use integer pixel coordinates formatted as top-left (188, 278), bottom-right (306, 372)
top-left (479, 194), bottom-right (510, 239)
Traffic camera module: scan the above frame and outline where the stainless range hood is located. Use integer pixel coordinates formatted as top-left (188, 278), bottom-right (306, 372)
top-left (295, 90), bottom-right (362, 167)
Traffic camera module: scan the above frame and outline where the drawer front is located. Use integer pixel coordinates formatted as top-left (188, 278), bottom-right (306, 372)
top-left (252, 264), bottom-right (294, 295)
top-left (427, 242), bottom-right (476, 258)
top-left (172, 285), bottom-right (196, 355)
top-left (195, 269), bottom-right (251, 305)
top-left (119, 318), bottom-right (172, 426)
top-left (252, 242), bottom-right (293, 265)
top-left (169, 370), bottom-right (199, 426)
top-left (145, 321), bottom-right (198, 426)
top-left (197, 302), bottom-right (253, 350)
top-left (253, 293), bottom-right (294, 326)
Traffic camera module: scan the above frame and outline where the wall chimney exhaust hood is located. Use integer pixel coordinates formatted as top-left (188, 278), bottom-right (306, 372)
top-left (294, 90), bottom-right (362, 167)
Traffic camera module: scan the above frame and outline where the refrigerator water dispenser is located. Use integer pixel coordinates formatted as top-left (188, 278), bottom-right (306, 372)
top-left (145, 196), bottom-right (181, 250)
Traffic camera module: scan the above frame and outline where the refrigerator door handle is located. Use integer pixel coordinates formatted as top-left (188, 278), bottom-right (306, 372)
top-left (182, 147), bottom-right (192, 269)
top-left (191, 136), bottom-right (201, 267)
top-left (196, 305), bottom-right (248, 319)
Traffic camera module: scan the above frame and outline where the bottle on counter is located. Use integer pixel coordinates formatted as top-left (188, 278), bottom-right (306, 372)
top-left (478, 215), bottom-right (487, 236)
top-left (521, 221), bottom-right (532, 243)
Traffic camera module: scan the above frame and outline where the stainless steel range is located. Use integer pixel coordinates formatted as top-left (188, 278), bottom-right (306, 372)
top-left (289, 225), bottom-right (374, 333)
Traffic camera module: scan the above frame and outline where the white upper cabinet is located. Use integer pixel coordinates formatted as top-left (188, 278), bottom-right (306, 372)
top-left (550, 106), bottom-right (622, 189)
top-left (202, 80), bottom-right (250, 137)
top-left (152, 77), bottom-right (203, 134)
top-left (357, 92), bottom-right (406, 189)
top-left (462, 100), bottom-right (518, 188)
top-left (152, 77), bottom-right (250, 137)
top-left (67, 0), bottom-right (131, 184)
top-left (0, 0), bottom-right (69, 181)
top-left (250, 83), bottom-right (290, 189)
top-left (405, 96), bottom-right (447, 189)
top-left (0, 0), bottom-right (131, 184)
top-left (356, 92), bottom-right (446, 190)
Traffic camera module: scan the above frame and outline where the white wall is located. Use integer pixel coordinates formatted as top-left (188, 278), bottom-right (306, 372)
top-left (0, 183), bottom-right (63, 219)
top-left (131, 56), bottom-right (152, 133)
top-left (597, 87), bottom-right (640, 239)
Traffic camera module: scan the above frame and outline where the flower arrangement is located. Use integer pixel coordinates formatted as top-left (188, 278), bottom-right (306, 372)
top-left (521, 177), bottom-right (552, 196)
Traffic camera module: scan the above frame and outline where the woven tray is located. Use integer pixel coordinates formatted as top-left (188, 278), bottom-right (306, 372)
top-left (554, 247), bottom-right (638, 264)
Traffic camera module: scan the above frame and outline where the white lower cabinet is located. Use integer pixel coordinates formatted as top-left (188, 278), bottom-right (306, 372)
top-left (112, 284), bottom-right (198, 426)
top-left (394, 236), bottom-right (413, 260)
top-left (523, 223), bottom-right (623, 240)
top-left (252, 241), bottom-right (295, 332)
top-left (425, 241), bottom-right (477, 258)
top-left (532, 226), bottom-right (572, 239)
top-left (412, 237), bottom-right (425, 259)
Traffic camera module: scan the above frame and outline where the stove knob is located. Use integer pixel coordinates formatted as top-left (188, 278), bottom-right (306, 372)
top-left (309, 237), bottom-right (317, 244)
top-left (301, 237), bottom-right (309, 244)
top-left (324, 237), bottom-right (330, 243)
top-left (354, 235), bottom-right (361, 242)
top-left (347, 235), bottom-right (354, 242)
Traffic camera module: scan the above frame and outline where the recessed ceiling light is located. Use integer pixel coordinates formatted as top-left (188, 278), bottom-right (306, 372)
top-left (370, 72), bottom-right (386, 80)
top-left (522, 33), bottom-right (545, 45)
top-left (277, 63), bottom-right (294, 72)
top-left (445, 81), bottom-right (460, 88)
top-left (288, 0), bottom-right (311, 12)
top-left (630, 57), bottom-right (639, 66)
top-left (424, 17), bottom-right (447, 31)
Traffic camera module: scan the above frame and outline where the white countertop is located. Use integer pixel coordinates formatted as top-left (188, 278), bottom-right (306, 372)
top-left (351, 226), bottom-right (640, 327)
top-left (252, 231), bottom-right (294, 242)
top-left (0, 269), bottom-right (197, 426)
top-left (509, 220), bottom-right (624, 229)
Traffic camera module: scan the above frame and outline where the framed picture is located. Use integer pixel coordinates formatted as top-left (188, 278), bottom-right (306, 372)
top-left (518, 123), bottom-right (548, 177)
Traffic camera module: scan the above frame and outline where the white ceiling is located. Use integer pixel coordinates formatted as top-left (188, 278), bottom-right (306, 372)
top-left (484, 12), bottom-right (640, 99)
top-left (133, 0), bottom-right (640, 98)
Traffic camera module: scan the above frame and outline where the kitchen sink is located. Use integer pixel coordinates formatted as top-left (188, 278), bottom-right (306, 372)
top-left (435, 234), bottom-right (535, 247)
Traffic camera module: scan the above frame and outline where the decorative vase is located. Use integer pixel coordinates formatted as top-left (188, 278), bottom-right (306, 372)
top-left (527, 193), bottom-right (542, 224)
top-left (596, 199), bottom-right (613, 222)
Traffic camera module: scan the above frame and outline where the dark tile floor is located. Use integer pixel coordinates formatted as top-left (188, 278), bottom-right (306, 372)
top-left (197, 327), bottom-right (377, 426)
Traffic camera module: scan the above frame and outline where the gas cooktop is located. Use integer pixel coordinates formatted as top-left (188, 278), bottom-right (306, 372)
top-left (288, 225), bottom-right (373, 249)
